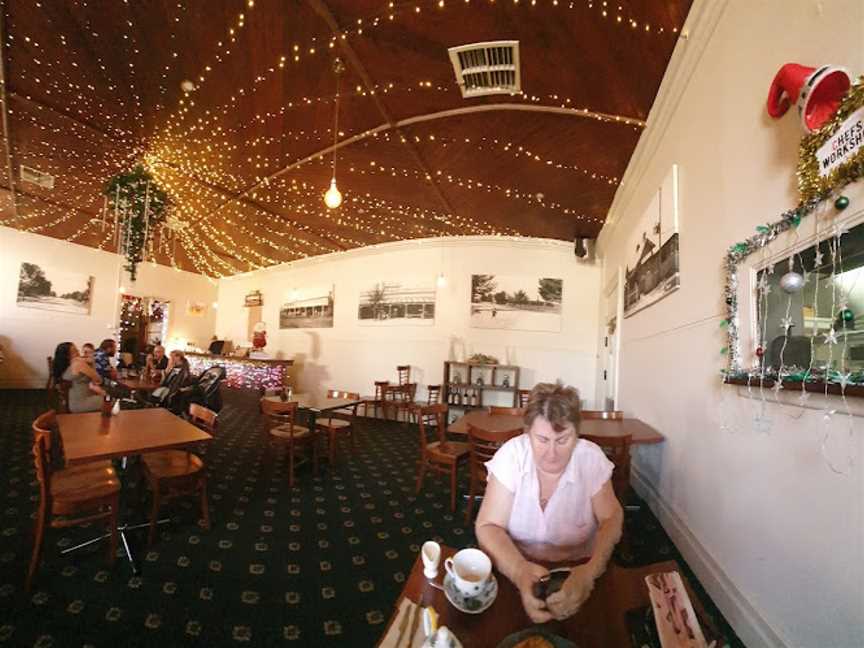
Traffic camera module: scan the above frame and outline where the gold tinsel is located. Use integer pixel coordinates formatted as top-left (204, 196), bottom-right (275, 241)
top-left (797, 77), bottom-right (864, 204)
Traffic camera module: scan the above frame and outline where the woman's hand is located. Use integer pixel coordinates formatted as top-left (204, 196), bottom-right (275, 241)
top-left (545, 564), bottom-right (595, 620)
top-left (514, 561), bottom-right (553, 623)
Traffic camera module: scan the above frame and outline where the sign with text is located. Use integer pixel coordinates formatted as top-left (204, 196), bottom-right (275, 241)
top-left (816, 105), bottom-right (864, 177)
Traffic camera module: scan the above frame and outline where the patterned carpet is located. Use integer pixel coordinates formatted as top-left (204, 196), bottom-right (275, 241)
top-left (0, 389), bottom-right (743, 647)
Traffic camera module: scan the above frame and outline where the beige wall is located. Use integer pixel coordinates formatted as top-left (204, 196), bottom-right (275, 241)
top-left (0, 226), bottom-right (218, 387)
top-left (216, 237), bottom-right (601, 405)
top-left (597, 1), bottom-right (864, 646)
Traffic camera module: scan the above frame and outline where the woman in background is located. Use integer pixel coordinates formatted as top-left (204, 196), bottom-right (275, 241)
top-left (52, 342), bottom-right (105, 413)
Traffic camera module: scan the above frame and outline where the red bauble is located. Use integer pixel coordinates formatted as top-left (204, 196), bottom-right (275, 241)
top-left (755, 346), bottom-right (765, 357)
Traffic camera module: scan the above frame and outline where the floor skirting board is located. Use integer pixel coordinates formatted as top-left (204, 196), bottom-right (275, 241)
top-left (631, 466), bottom-right (787, 648)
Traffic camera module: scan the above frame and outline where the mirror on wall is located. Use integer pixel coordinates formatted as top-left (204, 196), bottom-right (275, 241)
top-left (756, 218), bottom-right (864, 373)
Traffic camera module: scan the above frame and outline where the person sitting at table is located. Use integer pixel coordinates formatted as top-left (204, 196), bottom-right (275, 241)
top-left (52, 342), bottom-right (106, 413)
top-left (81, 342), bottom-right (96, 365)
top-left (475, 382), bottom-right (623, 623)
top-left (145, 344), bottom-right (169, 374)
top-left (150, 350), bottom-right (191, 407)
top-left (93, 338), bottom-right (118, 381)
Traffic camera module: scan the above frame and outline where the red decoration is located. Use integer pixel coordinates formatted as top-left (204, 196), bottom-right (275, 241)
top-left (766, 63), bottom-right (851, 132)
top-left (755, 346), bottom-right (765, 358)
top-left (252, 330), bottom-right (267, 349)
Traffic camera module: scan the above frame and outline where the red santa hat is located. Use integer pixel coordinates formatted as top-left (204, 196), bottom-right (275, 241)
top-left (766, 63), bottom-right (851, 133)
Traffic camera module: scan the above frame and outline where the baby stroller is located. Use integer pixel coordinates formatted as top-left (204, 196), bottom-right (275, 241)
top-left (149, 365), bottom-right (191, 411)
top-left (175, 365), bottom-right (226, 413)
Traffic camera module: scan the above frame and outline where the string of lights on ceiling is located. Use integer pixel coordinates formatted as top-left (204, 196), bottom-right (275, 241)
top-left (4, 0), bottom-right (684, 276)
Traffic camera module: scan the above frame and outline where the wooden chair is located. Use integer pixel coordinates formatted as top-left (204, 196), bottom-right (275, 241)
top-left (518, 389), bottom-right (531, 408)
top-left (415, 404), bottom-right (469, 512)
top-left (141, 447), bottom-right (210, 547)
top-left (189, 403), bottom-right (217, 455)
top-left (28, 412), bottom-right (120, 590)
top-left (465, 423), bottom-right (523, 524)
top-left (383, 382), bottom-right (417, 421)
top-left (581, 409), bottom-right (624, 420)
top-left (580, 432), bottom-right (633, 499)
top-left (397, 365), bottom-right (411, 385)
top-left (489, 406), bottom-right (525, 416)
top-left (45, 356), bottom-right (55, 391)
top-left (364, 380), bottom-right (389, 418)
top-left (316, 389), bottom-right (360, 464)
top-left (411, 385), bottom-right (442, 426)
top-left (260, 398), bottom-right (317, 487)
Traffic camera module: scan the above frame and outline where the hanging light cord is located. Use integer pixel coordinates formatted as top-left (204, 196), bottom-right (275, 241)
top-left (331, 61), bottom-right (342, 182)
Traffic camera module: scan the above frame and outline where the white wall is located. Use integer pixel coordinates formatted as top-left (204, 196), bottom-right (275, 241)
top-left (216, 237), bottom-right (601, 405)
top-left (597, 1), bottom-right (864, 646)
top-left (0, 226), bottom-right (218, 388)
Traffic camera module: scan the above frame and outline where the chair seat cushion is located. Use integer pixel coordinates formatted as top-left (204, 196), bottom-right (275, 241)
top-left (428, 441), bottom-right (470, 460)
top-left (141, 450), bottom-right (204, 479)
top-left (52, 462), bottom-right (120, 500)
top-left (269, 424), bottom-right (311, 439)
top-left (317, 418), bottom-right (351, 430)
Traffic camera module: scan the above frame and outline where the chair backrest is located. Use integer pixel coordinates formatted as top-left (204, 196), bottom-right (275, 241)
top-left (417, 403), bottom-right (448, 446)
top-left (467, 423), bottom-right (521, 468)
top-left (326, 389), bottom-right (360, 400)
top-left (518, 389), bottom-right (531, 408)
top-left (426, 385), bottom-right (442, 405)
top-left (580, 433), bottom-right (632, 497)
top-left (489, 406), bottom-right (525, 416)
top-left (32, 410), bottom-right (57, 449)
top-left (374, 380), bottom-right (389, 400)
top-left (581, 410), bottom-right (624, 421)
top-left (397, 365), bottom-right (410, 385)
top-left (189, 403), bottom-right (217, 434)
top-left (260, 398), bottom-right (299, 434)
top-left (46, 356), bottom-right (55, 390)
top-left (32, 427), bottom-right (53, 504)
top-left (55, 381), bottom-right (71, 414)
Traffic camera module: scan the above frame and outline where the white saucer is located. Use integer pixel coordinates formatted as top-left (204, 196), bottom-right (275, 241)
top-left (443, 573), bottom-right (498, 614)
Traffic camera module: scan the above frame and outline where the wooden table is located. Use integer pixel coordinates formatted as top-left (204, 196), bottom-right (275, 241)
top-left (447, 411), bottom-right (665, 445)
top-left (57, 408), bottom-right (213, 466)
top-left (380, 546), bottom-right (711, 648)
top-left (119, 376), bottom-right (162, 392)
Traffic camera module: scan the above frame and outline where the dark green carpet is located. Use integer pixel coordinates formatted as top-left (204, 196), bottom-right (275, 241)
top-left (0, 389), bottom-right (743, 647)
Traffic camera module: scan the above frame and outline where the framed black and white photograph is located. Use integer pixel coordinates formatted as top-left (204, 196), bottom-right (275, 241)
top-left (358, 280), bottom-right (436, 325)
top-left (279, 285), bottom-right (334, 329)
top-left (624, 164), bottom-right (680, 318)
top-left (470, 274), bottom-right (563, 332)
top-left (16, 262), bottom-right (93, 315)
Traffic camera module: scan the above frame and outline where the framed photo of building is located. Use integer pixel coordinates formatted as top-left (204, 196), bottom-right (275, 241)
top-left (16, 262), bottom-right (93, 315)
top-left (470, 274), bottom-right (563, 332)
top-left (624, 164), bottom-right (680, 318)
top-left (279, 285), bottom-right (334, 329)
top-left (358, 280), bottom-right (436, 325)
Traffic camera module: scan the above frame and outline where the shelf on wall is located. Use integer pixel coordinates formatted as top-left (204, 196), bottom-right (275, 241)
top-left (446, 361), bottom-right (519, 370)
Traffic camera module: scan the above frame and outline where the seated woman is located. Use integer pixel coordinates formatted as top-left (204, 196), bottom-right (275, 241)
top-left (150, 350), bottom-right (191, 406)
top-left (53, 342), bottom-right (106, 413)
top-left (475, 382), bottom-right (623, 623)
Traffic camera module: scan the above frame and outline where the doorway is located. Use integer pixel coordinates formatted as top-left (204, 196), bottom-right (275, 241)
top-left (118, 295), bottom-right (170, 362)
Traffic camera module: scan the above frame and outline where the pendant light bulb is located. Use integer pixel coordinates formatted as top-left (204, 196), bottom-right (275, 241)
top-left (324, 178), bottom-right (342, 209)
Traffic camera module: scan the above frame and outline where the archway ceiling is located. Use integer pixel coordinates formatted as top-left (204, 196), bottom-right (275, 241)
top-left (0, 0), bottom-right (691, 276)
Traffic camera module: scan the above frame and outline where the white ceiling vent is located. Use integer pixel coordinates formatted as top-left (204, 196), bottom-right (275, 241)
top-left (20, 165), bottom-right (55, 190)
top-left (448, 41), bottom-right (521, 98)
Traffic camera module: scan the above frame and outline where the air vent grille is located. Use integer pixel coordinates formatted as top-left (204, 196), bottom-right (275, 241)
top-left (20, 165), bottom-right (55, 190)
top-left (448, 41), bottom-right (521, 98)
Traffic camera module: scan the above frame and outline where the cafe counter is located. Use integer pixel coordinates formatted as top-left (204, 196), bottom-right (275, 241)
top-left (186, 352), bottom-right (292, 391)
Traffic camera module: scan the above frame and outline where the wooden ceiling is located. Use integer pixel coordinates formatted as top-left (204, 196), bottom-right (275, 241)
top-left (0, 0), bottom-right (691, 276)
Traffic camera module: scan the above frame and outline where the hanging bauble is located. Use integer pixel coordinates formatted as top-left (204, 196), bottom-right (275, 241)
top-left (755, 346), bottom-right (765, 358)
top-left (779, 271), bottom-right (805, 293)
top-left (834, 195), bottom-right (850, 210)
top-left (841, 308), bottom-right (855, 322)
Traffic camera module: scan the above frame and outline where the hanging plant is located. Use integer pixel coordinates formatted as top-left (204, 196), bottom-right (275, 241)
top-left (105, 165), bottom-right (169, 281)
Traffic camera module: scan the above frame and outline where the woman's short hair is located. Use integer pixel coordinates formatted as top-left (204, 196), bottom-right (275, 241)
top-left (524, 382), bottom-right (581, 433)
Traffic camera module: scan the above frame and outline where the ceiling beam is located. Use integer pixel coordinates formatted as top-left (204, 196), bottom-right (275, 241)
top-left (304, 0), bottom-right (457, 219)
top-left (0, 0), bottom-right (18, 223)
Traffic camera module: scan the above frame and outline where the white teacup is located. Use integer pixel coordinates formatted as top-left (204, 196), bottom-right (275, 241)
top-left (422, 540), bottom-right (441, 579)
top-left (444, 548), bottom-right (491, 598)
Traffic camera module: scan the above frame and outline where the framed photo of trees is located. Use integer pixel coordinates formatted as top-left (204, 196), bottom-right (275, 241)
top-left (357, 280), bottom-right (436, 325)
top-left (470, 274), bottom-right (563, 332)
top-left (16, 262), bottom-right (93, 315)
